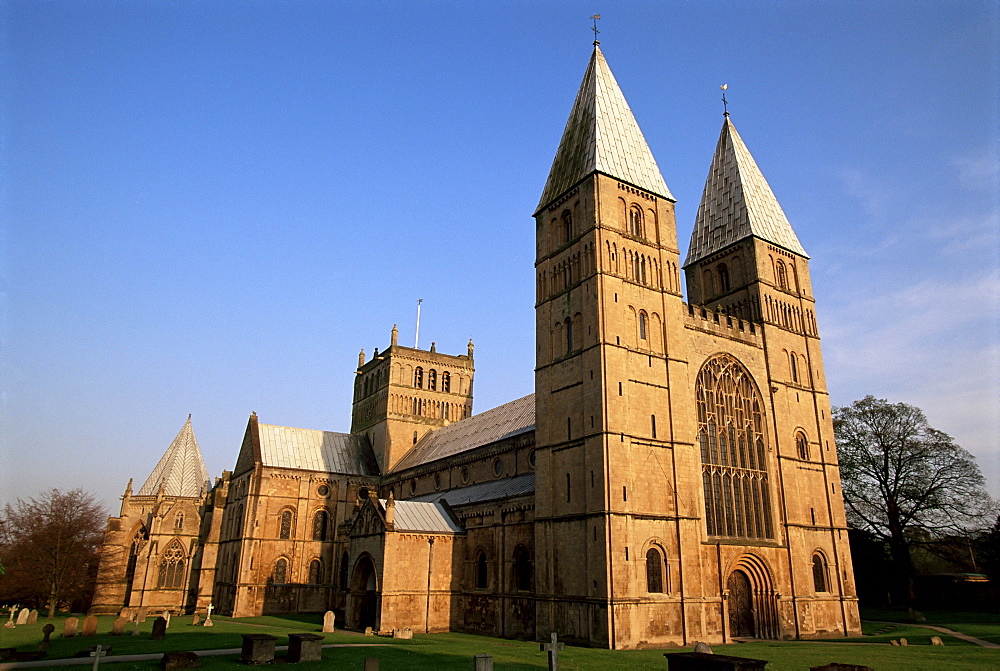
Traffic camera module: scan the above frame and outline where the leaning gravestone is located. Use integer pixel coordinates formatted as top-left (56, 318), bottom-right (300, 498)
top-left (931, 636), bottom-right (945, 646)
top-left (27, 610), bottom-right (38, 624)
top-left (16, 608), bottom-right (29, 625)
top-left (151, 616), bottom-right (168, 641)
top-left (191, 614), bottom-right (200, 626)
top-left (63, 617), bottom-right (79, 638)
top-left (39, 623), bottom-right (55, 650)
top-left (111, 618), bottom-right (128, 636)
top-left (693, 641), bottom-right (713, 654)
top-left (81, 614), bottom-right (99, 637)
top-left (322, 610), bottom-right (335, 633)
top-left (162, 610), bottom-right (171, 628)
top-left (899, 638), bottom-right (908, 646)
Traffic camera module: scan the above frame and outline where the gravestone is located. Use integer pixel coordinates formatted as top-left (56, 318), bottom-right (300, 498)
top-left (203, 603), bottom-right (214, 627)
top-left (90, 644), bottom-right (108, 669)
top-left (63, 617), bottom-right (80, 638)
top-left (82, 614), bottom-right (99, 637)
top-left (899, 638), bottom-right (908, 646)
top-left (474, 654), bottom-right (494, 671)
top-left (3, 605), bottom-right (15, 628)
top-left (39, 623), bottom-right (55, 650)
top-left (16, 608), bottom-right (29, 625)
top-left (392, 628), bottom-right (412, 639)
top-left (931, 636), bottom-right (945, 646)
top-left (240, 633), bottom-right (276, 665)
top-left (364, 658), bottom-right (379, 671)
top-left (27, 610), bottom-right (38, 624)
top-left (287, 633), bottom-right (324, 663)
top-left (111, 618), bottom-right (128, 636)
top-left (364, 626), bottom-right (373, 636)
top-left (693, 642), bottom-right (713, 654)
top-left (151, 616), bottom-right (168, 640)
top-left (131, 619), bottom-right (141, 636)
top-left (889, 640), bottom-right (899, 646)
top-left (322, 610), bottom-right (335, 633)
top-left (162, 611), bottom-right (171, 628)
top-left (160, 651), bottom-right (202, 669)
top-left (540, 632), bottom-right (565, 671)
top-left (191, 614), bottom-right (200, 626)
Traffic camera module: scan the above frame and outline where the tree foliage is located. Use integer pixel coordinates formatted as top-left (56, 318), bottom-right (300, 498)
top-left (0, 489), bottom-right (106, 616)
top-left (834, 395), bottom-right (995, 604)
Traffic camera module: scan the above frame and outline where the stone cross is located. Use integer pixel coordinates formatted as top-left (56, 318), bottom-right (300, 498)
top-left (90, 644), bottom-right (107, 671)
top-left (4, 604), bottom-right (16, 628)
top-left (39, 623), bottom-right (55, 650)
top-left (203, 602), bottom-right (214, 627)
top-left (539, 632), bottom-right (565, 671)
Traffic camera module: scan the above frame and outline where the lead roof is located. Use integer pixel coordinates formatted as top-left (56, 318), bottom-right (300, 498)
top-left (138, 416), bottom-right (210, 498)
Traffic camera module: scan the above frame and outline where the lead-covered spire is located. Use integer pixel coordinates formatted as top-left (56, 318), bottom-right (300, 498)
top-left (536, 46), bottom-right (672, 214)
top-left (685, 116), bottom-right (807, 266)
top-left (137, 415), bottom-right (210, 498)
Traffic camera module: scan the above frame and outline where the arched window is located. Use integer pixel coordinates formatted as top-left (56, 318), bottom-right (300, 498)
top-left (561, 209), bottom-right (573, 244)
top-left (812, 553), bottom-right (828, 592)
top-left (157, 541), bottom-right (186, 589)
top-left (512, 545), bottom-right (533, 591)
top-left (718, 263), bottom-right (730, 292)
top-left (703, 269), bottom-right (715, 297)
top-left (414, 367), bottom-right (424, 388)
top-left (339, 552), bottom-right (349, 590)
top-left (776, 260), bottom-right (789, 290)
top-left (475, 550), bottom-right (488, 589)
top-left (790, 353), bottom-right (799, 383)
top-left (646, 547), bottom-right (665, 593)
top-left (312, 510), bottom-right (329, 541)
top-left (628, 205), bottom-right (643, 237)
top-left (274, 558), bottom-right (288, 584)
top-left (796, 432), bottom-right (809, 460)
top-left (308, 558), bottom-right (323, 584)
top-left (442, 372), bottom-right (451, 393)
top-left (279, 510), bottom-right (294, 540)
top-left (173, 512), bottom-right (184, 530)
top-left (428, 369), bottom-right (437, 391)
top-left (639, 311), bottom-right (647, 340)
top-left (565, 317), bottom-right (573, 353)
top-left (696, 355), bottom-right (774, 540)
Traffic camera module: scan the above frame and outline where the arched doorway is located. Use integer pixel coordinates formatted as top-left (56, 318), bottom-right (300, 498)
top-left (348, 555), bottom-right (379, 631)
top-left (725, 554), bottom-right (780, 639)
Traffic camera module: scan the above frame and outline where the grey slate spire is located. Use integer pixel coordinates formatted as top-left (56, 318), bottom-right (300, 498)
top-left (137, 415), bottom-right (210, 498)
top-left (536, 45), bottom-right (672, 214)
top-left (685, 116), bottom-right (807, 266)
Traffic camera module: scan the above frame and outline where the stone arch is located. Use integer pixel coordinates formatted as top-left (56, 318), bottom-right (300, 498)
top-left (348, 553), bottom-right (379, 631)
top-left (725, 553), bottom-right (779, 639)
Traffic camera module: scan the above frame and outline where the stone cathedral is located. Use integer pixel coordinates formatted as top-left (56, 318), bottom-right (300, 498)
top-left (92, 45), bottom-right (861, 648)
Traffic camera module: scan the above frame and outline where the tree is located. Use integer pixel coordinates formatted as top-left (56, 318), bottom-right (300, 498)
top-left (833, 396), bottom-right (995, 606)
top-left (0, 489), bottom-right (106, 617)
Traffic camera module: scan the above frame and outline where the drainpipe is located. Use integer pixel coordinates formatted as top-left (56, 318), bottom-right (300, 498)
top-left (425, 538), bottom-right (435, 633)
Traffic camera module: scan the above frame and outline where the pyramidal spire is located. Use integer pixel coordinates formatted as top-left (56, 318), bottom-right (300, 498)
top-left (137, 415), bottom-right (210, 498)
top-left (536, 45), bottom-right (672, 214)
top-left (685, 116), bottom-right (807, 266)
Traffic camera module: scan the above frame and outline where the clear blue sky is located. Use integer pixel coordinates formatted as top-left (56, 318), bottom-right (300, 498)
top-left (2, 1), bottom-right (997, 513)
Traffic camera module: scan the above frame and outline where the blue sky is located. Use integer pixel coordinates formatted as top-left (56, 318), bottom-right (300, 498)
top-left (2, 1), bottom-right (997, 513)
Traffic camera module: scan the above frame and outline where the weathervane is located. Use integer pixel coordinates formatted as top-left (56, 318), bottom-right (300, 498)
top-left (721, 83), bottom-right (729, 117)
top-left (591, 14), bottom-right (601, 45)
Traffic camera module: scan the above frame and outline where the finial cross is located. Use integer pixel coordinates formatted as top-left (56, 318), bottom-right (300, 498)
top-left (590, 15), bottom-right (601, 45)
top-left (721, 83), bottom-right (730, 116)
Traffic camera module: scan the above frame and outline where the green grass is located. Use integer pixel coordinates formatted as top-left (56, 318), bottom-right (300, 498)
top-left (1, 615), bottom-right (997, 670)
top-left (859, 607), bottom-right (1000, 645)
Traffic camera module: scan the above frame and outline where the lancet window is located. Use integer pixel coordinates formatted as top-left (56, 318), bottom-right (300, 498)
top-left (279, 510), bottom-right (294, 539)
top-left (308, 558), bottom-right (323, 584)
top-left (157, 541), bottom-right (186, 589)
top-left (795, 432), bottom-right (809, 460)
top-left (646, 547), bottom-right (665, 593)
top-left (512, 545), bottom-right (533, 591)
top-left (273, 558), bottom-right (288, 584)
top-left (312, 509), bottom-right (329, 541)
top-left (628, 205), bottom-right (643, 237)
top-left (696, 355), bottom-right (774, 540)
top-left (414, 367), bottom-right (424, 388)
top-left (442, 371), bottom-right (451, 392)
top-left (475, 550), bottom-right (488, 589)
top-left (428, 369), bottom-right (437, 391)
top-left (812, 553), bottom-right (828, 592)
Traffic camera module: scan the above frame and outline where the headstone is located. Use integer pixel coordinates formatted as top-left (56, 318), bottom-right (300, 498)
top-left (364, 626), bottom-right (374, 636)
top-left (27, 610), bottom-right (38, 624)
top-left (131, 620), bottom-right (141, 636)
top-left (889, 640), bottom-right (899, 646)
top-left (539, 632), bottom-right (565, 671)
top-left (90, 644), bottom-right (108, 670)
top-left (693, 641), bottom-right (713, 654)
top-left (3, 605), bottom-right (15, 628)
top-left (364, 658), bottom-right (379, 671)
top-left (287, 633), bottom-right (324, 663)
top-left (392, 627), bottom-right (413, 639)
top-left (899, 637), bottom-right (908, 646)
top-left (203, 603), bottom-right (214, 627)
top-left (63, 617), bottom-right (80, 638)
top-left (138, 608), bottom-right (148, 623)
top-left (82, 614), bottom-right (99, 637)
top-left (16, 608), bottom-right (29, 625)
top-left (39, 623), bottom-right (55, 650)
top-left (474, 654), bottom-right (494, 671)
top-left (160, 651), bottom-right (202, 669)
top-left (162, 610), bottom-right (172, 628)
top-left (151, 616), bottom-right (168, 640)
top-left (191, 614), bottom-right (200, 626)
top-left (322, 610), bottom-right (335, 633)
top-left (240, 633), bottom-right (276, 665)
top-left (931, 636), bottom-right (944, 646)
top-left (111, 618), bottom-right (128, 636)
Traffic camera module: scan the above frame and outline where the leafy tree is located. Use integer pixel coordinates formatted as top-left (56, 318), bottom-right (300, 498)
top-left (834, 396), bottom-right (995, 606)
top-left (0, 489), bottom-right (105, 617)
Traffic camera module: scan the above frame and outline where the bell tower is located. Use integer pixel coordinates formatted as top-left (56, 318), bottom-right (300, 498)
top-left (532, 44), bottom-right (687, 646)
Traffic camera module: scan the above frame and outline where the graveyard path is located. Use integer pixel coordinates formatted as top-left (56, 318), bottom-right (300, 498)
top-left (866, 620), bottom-right (1000, 649)
top-left (0, 643), bottom-right (393, 669)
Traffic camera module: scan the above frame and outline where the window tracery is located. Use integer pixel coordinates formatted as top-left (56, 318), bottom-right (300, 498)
top-left (157, 541), bottom-right (185, 589)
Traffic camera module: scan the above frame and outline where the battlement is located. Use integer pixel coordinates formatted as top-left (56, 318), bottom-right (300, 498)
top-left (683, 303), bottom-right (763, 346)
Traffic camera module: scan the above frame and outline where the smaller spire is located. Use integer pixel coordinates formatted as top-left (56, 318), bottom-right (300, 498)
top-left (391, 324), bottom-right (399, 347)
top-left (467, 338), bottom-right (475, 358)
top-left (358, 349), bottom-right (366, 368)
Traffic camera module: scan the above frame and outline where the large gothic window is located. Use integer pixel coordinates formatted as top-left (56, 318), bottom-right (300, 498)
top-left (157, 541), bottom-right (186, 589)
top-left (696, 355), bottom-right (774, 540)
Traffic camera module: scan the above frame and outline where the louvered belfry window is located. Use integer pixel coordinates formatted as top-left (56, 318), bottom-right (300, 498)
top-left (696, 355), bottom-right (774, 540)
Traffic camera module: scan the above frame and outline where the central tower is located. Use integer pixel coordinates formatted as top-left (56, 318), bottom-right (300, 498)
top-left (532, 45), bottom-right (687, 646)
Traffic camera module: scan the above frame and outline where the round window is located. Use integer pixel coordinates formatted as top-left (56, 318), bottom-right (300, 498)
top-left (409, 478), bottom-right (417, 494)
top-left (528, 450), bottom-right (536, 468)
top-left (317, 485), bottom-right (330, 497)
top-left (493, 458), bottom-right (503, 477)
top-left (461, 466), bottom-right (470, 484)
top-left (434, 472), bottom-right (441, 490)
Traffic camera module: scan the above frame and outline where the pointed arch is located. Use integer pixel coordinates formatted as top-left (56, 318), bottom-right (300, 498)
top-left (157, 539), bottom-right (186, 589)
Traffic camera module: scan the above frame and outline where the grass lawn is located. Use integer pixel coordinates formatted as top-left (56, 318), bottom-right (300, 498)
top-left (0, 614), bottom-right (997, 670)
top-left (859, 608), bottom-right (1000, 645)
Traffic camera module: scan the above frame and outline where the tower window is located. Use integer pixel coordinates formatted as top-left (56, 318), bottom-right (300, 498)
top-left (651, 414), bottom-right (657, 439)
top-left (639, 311), bottom-right (647, 340)
top-left (561, 209), bottom-right (573, 244)
top-left (339, 552), bottom-right (349, 590)
top-left (173, 512), bottom-right (184, 530)
top-left (718, 263), bottom-right (730, 292)
top-left (279, 510), bottom-right (294, 540)
top-left (442, 371), bottom-right (451, 393)
top-left (812, 553), bottom-right (829, 592)
top-left (273, 557), bottom-right (288, 584)
top-left (512, 545), bottom-right (533, 591)
top-left (790, 353), bottom-right (799, 383)
top-left (646, 547), bottom-right (665, 593)
top-left (308, 558), bottom-right (323, 584)
top-left (428, 369), bottom-right (437, 391)
top-left (475, 550), bottom-right (488, 589)
top-left (776, 260), bottom-right (789, 290)
top-left (628, 205), bottom-right (643, 237)
top-left (414, 367), bottom-right (424, 388)
top-left (796, 432), bottom-right (809, 460)
top-left (565, 317), bottom-right (574, 353)
top-left (312, 509), bottom-right (329, 541)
